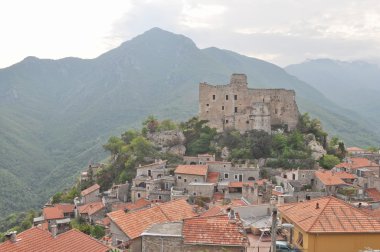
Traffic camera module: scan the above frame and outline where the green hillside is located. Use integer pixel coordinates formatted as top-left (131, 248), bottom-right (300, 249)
top-left (0, 27), bottom-right (378, 217)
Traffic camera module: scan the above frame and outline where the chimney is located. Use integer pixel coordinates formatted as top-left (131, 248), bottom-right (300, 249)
top-left (5, 231), bottom-right (17, 243)
top-left (316, 202), bottom-right (320, 209)
top-left (358, 202), bottom-right (362, 208)
top-left (51, 224), bottom-right (58, 238)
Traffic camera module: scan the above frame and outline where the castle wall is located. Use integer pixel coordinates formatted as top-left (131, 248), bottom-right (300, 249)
top-left (199, 74), bottom-right (299, 133)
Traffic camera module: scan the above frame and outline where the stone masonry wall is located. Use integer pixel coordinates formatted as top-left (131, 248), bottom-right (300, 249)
top-left (199, 74), bottom-right (299, 133)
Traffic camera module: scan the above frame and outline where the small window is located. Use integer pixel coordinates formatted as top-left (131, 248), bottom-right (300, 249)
top-left (234, 95), bottom-right (237, 100)
top-left (194, 179), bottom-right (197, 182)
top-left (206, 103), bottom-right (209, 107)
top-left (212, 95), bottom-right (215, 100)
top-left (158, 195), bottom-right (162, 200)
top-left (246, 120), bottom-right (249, 124)
top-left (137, 193), bottom-right (141, 198)
top-left (193, 192), bottom-right (196, 196)
top-left (222, 106), bottom-right (224, 110)
top-left (226, 95), bottom-right (229, 100)
top-left (177, 175), bottom-right (182, 180)
top-left (302, 174), bottom-right (305, 178)
top-left (184, 178), bottom-right (187, 182)
top-left (224, 173), bottom-right (229, 179)
top-left (234, 174), bottom-right (238, 180)
top-left (225, 120), bottom-right (229, 123)
top-left (235, 107), bottom-right (238, 113)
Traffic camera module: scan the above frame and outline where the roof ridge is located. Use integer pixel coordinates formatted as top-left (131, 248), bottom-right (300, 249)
top-left (156, 204), bottom-right (172, 221)
top-left (306, 197), bottom-right (332, 232)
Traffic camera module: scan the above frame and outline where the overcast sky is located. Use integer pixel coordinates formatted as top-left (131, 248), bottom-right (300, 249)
top-left (1, 0), bottom-right (380, 68)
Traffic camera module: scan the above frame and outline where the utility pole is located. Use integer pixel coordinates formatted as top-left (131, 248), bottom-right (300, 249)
top-left (271, 207), bottom-right (277, 252)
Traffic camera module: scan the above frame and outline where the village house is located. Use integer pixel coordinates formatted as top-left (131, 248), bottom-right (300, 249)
top-left (314, 170), bottom-right (357, 195)
top-left (346, 147), bottom-right (367, 156)
top-left (0, 226), bottom-right (110, 252)
top-left (77, 201), bottom-right (106, 224)
top-left (80, 183), bottom-right (101, 204)
top-left (107, 198), bottom-right (197, 251)
top-left (174, 165), bottom-right (208, 188)
top-left (183, 153), bottom-right (215, 165)
top-left (141, 214), bottom-right (249, 252)
top-left (33, 205), bottom-right (71, 234)
top-left (130, 160), bottom-right (175, 202)
top-left (334, 157), bottom-right (380, 176)
top-left (278, 196), bottom-right (380, 252)
top-left (207, 160), bottom-right (260, 183)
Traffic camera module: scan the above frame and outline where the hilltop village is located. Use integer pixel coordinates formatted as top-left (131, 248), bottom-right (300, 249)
top-left (2, 74), bottom-right (380, 252)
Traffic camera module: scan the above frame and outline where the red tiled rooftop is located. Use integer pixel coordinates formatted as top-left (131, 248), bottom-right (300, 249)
top-left (107, 198), bottom-right (196, 240)
top-left (183, 215), bottom-right (248, 246)
top-left (206, 172), bottom-right (219, 183)
top-left (315, 170), bottom-right (348, 186)
top-left (43, 207), bottom-right (64, 220)
top-left (0, 227), bottom-right (109, 252)
top-left (81, 183), bottom-right (100, 196)
top-left (278, 196), bottom-right (380, 233)
top-left (175, 165), bottom-right (208, 176)
top-left (347, 147), bottom-right (366, 152)
top-left (54, 204), bottom-right (75, 214)
top-left (112, 198), bottom-right (151, 212)
top-left (78, 201), bottom-right (105, 216)
top-left (336, 158), bottom-right (379, 170)
top-left (200, 205), bottom-right (228, 217)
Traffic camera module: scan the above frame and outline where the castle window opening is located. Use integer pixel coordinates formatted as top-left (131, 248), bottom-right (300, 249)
top-left (235, 107), bottom-right (238, 113)
top-left (206, 104), bottom-right (209, 107)
top-left (225, 119), bottom-right (229, 123)
top-left (246, 121), bottom-right (249, 124)
top-left (234, 95), bottom-right (237, 100)
top-left (226, 95), bottom-right (229, 100)
top-left (224, 173), bottom-right (229, 179)
top-left (212, 94), bottom-right (215, 100)
top-left (222, 106), bottom-right (224, 110)
top-left (137, 193), bottom-right (141, 198)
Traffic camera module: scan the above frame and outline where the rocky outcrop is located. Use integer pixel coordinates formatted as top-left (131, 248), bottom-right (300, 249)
top-left (306, 134), bottom-right (326, 160)
top-left (147, 130), bottom-right (186, 156)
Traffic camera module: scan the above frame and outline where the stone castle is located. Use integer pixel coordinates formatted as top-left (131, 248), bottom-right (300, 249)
top-left (199, 74), bottom-right (299, 133)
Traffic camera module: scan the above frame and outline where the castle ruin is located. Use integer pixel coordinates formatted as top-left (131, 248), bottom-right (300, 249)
top-left (199, 74), bottom-right (299, 133)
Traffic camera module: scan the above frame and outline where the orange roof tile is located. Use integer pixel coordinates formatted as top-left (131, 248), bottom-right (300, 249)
top-left (278, 196), bottom-right (380, 233)
top-left (78, 202), bottom-right (105, 216)
top-left (183, 215), bottom-right (248, 246)
top-left (175, 165), bottom-right (208, 176)
top-left (366, 188), bottom-right (380, 201)
top-left (81, 183), bottom-right (100, 196)
top-left (107, 198), bottom-right (196, 240)
top-left (200, 205), bottom-right (228, 217)
top-left (336, 158), bottom-right (379, 170)
top-left (43, 207), bottom-right (64, 220)
top-left (206, 172), bottom-right (219, 183)
top-left (54, 204), bottom-right (75, 214)
top-left (0, 227), bottom-right (109, 252)
top-left (315, 170), bottom-right (347, 186)
top-left (112, 198), bottom-right (151, 212)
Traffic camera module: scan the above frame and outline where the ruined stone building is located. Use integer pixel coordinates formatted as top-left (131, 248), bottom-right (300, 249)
top-left (199, 73), bottom-right (299, 133)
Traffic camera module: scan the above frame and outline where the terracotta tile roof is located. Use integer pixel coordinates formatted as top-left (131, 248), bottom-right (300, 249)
top-left (229, 182), bottom-right (255, 188)
top-left (362, 208), bottom-right (380, 221)
top-left (206, 172), bottom-right (219, 183)
top-left (315, 170), bottom-right (348, 186)
top-left (81, 183), bottom-right (100, 196)
top-left (366, 188), bottom-right (380, 201)
top-left (78, 201), bottom-right (105, 216)
top-left (335, 158), bottom-right (379, 170)
top-left (278, 196), bottom-right (380, 233)
top-left (54, 204), bottom-right (75, 214)
top-left (174, 165), bottom-right (208, 176)
top-left (0, 227), bottom-right (109, 252)
top-left (107, 198), bottom-right (196, 240)
top-left (112, 198), bottom-right (151, 212)
top-left (231, 199), bottom-right (249, 206)
top-left (200, 205), bottom-right (227, 217)
top-left (213, 192), bottom-right (224, 201)
top-left (43, 206), bottom-right (64, 220)
top-left (183, 215), bottom-right (248, 246)
top-left (272, 190), bottom-right (284, 196)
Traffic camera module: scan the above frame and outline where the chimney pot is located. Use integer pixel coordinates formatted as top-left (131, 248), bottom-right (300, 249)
top-left (5, 231), bottom-right (17, 243)
top-left (316, 202), bottom-right (320, 209)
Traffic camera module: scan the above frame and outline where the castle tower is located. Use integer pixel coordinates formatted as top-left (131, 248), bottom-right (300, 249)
top-left (230, 73), bottom-right (248, 89)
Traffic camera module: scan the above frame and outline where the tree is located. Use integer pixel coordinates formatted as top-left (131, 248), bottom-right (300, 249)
top-left (319, 154), bottom-right (340, 169)
top-left (142, 115), bottom-right (159, 134)
top-left (91, 225), bottom-right (105, 239)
